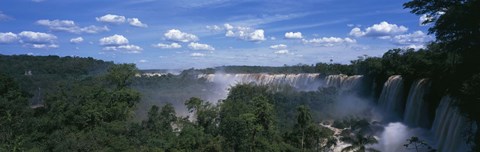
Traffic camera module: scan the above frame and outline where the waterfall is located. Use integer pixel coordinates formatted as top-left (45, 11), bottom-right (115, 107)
top-left (403, 79), bottom-right (431, 128)
top-left (431, 96), bottom-right (471, 152)
top-left (325, 74), bottom-right (364, 92)
top-left (378, 75), bottom-right (404, 119)
top-left (197, 73), bottom-right (322, 91)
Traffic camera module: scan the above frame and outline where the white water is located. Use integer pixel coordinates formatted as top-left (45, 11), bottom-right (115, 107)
top-left (404, 79), bottom-right (431, 128)
top-left (373, 122), bottom-right (433, 152)
top-left (325, 74), bottom-right (364, 92)
top-left (377, 75), bottom-right (404, 119)
top-left (198, 73), bottom-right (322, 91)
top-left (431, 96), bottom-right (470, 152)
top-left (197, 73), bottom-right (474, 151)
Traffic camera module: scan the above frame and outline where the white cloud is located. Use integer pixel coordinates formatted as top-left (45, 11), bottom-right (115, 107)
top-left (208, 23), bottom-right (266, 42)
top-left (80, 25), bottom-right (110, 34)
top-left (96, 14), bottom-right (126, 24)
top-left (37, 19), bottom-right (109, 34)
top-left (17, 31), bottom-right (59, 49)
top-left (419, 14), bottom-right (432, 26)
top-left (285, 32), bottom-right (303, 39)
top-left (349, 27), bottom-right (365, 37)
top-left (274, 49), bottom-right (289, 54)
top-left (117, 45), bottom-right (143, 53)
top-left (190, 52), bottom-right (206, 57)
top-left (224, 23), bottom-right (234, 30)
top-left (164, 29), bottom-right (199, 43)
top-left (103, 44), bottom-right (142, 53)
top-left (302, 37), bottom-right (356, 47)
top-left (128, 18), bottom-right (148, 28)
top-left (349, 21), bottom-right (408, 37)
top-left (18, 31), bottom-right (57, 44)
top-left (70, 37), bottom-right (84, 44)
top-left (99, 34), bottom-right (129, 46)
top-left (405, 44), bottom-right (425, 50)
top-left (206, 25), bottom-right (223, 31)
top-left (225, 28), bottom-right (265, 41)
top-left (270, 44), bottom-right (287, 49)
top-left (392, 31), bottom-right (430, 45)
top-left (0, 12), bottom-right (12, 21)
top-left (31, 44), bottom-right (58, 49)
top-left (0, 32), bottom-right (18, 43)
top-left (139, 59), bottom-right (148, 63)
top-left (153, 42), bottom-right (182, 49)
top-left (99, 35), bottom-right (142, 53)
top-left (188, 42), bottom-right (215, 51)
top-left (248, 29), bottom-right (265, 41)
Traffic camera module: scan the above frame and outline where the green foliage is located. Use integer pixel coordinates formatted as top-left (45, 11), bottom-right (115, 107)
top-left (107, 64), bottom-right (138, 89)
top-left (340, 134), bottom-right (379, 152)
top-left (404, 136), bottom-right (435, 152)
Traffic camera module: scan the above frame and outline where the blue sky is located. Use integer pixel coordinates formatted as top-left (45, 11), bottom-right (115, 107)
top-left (0, 0), bottom-right (433, 69)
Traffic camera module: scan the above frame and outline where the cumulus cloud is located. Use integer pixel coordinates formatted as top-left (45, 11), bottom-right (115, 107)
top-left (127, 18), bottom-right (148, 28)
top-left (4, 31), bottom-right (59, 49)
top-left (392, 31), bottom-right (430, 46)
top-left (153, 42), bottom-right (182, 49)
top-left (19, 31), bottom-right (57, 44)
top-left (225, 28), bottom-right (265, 41)
top-left (224, 23), bottom-right (234, 30)
top-left (274, 49), bottom-right (289, 54)
top-left (190, 52), bottom-right (206, 57)
top-left (0, 32), bottom-right (18, 43)
top-left (70, 37), bottom-right (84, 44)
top-left (207, 23), bottom-right (266, 42)
top-left (164, 29), bottom-right (199, 43)
top-left (37, 19), bottom-right (109, 34)
top-left (302, 37), bottom-right (356, 47)
top-left (99, 34), bottom-right (129, 46)
top-left (96, 14), bottom-right (126, 24)
top-left (270, 44), bottom-right (287, 49)
top-left (188, 42), bottom-right (215, 51)
top-left (284, 32), bottom-right (303, 39)
top-left (99, 34), bottom-right (142, 53)
top-left (349, 21), bottom-right (408, 37)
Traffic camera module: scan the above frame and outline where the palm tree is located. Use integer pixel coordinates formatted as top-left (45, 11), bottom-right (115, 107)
top-left (341, 134), bottom-right (379, 152)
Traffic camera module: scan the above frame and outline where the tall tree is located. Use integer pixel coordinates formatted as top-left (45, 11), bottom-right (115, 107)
top-left (296, 105), bottom-right (312, 151)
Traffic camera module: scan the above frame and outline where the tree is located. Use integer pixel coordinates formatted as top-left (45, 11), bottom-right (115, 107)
top-left (106, 64), bottom-right (137, 89)
top-left (296, 105), bottom-right (312, 151)
top-left (341, 134), bottom-right (379, 152)
top-left (404, 136), bottom-right (435, 152)
top-left (404, 0), bottom-right (480, 149)
top-left (185, 97), bottom-right (219, 135)
top-left (0, 74), bottom-right (31, 151)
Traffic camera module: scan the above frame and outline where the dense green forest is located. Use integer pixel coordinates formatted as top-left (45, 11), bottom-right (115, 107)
top-left (1, 0), bottom-right (479, 151)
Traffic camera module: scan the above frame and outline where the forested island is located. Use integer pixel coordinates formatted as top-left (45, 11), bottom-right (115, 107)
top-left (1, 0), bottom-right (480, 151)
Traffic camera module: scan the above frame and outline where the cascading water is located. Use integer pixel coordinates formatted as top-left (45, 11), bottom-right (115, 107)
top-left (199, 73), bottom-right (475, 151)
top-left (197, 73), bottom-right (322, 91)
top-left (325, 74), bottom-right (364, 92)
top-left (377, 75), bottom-right (404, 119)
top-left (404, 79), bottom-right (431, 128)
top-left (431, 96), bottom-right (471, 152)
